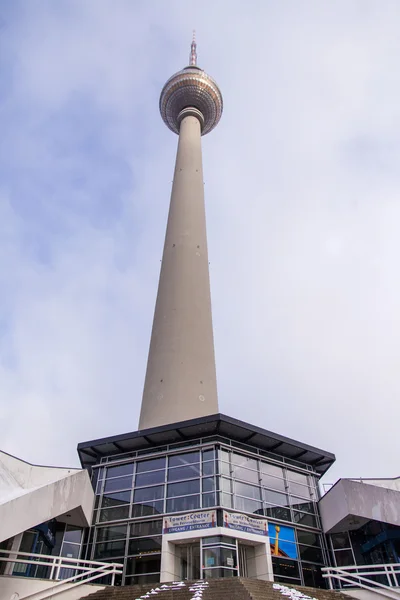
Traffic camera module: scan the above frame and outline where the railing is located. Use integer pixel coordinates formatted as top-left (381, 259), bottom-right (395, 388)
top-left (322, 564), bottom-right (400, 600)
top-left (0, 549), bottom-right (123, 600)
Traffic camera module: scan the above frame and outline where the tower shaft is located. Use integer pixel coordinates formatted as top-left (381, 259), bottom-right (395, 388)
top-left (139, 114), bottom-right (218, 430)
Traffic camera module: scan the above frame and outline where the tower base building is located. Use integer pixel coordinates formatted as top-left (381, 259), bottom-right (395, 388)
top-left (75, 414), bottom-right (335, 587)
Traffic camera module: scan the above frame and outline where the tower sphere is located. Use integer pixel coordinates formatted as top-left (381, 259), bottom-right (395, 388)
top-left (159, 46), bottom-right (223, 136)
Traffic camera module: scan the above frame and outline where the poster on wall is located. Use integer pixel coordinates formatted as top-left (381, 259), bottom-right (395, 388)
top-left (222, 510), bottom-right (268, 536)
top-left (163, 510), bottom-right (216, 534)
top-left (268, 523), bottom-right (298, 559)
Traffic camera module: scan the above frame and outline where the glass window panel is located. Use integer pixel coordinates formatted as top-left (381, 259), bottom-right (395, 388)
top-left (334, 549), bottom-right (354, 567)
top-left (287, 470), bottom-right (308, 485)
top-left (203, 449), bottom-right (215, 462)
top-left (136, 457), bottom-right (166, 473)
top-left (104, 476), bottom-right (132, 493)
top-left (204, 547), bottom-right (219, 568)
top-left (219, 450), bottom-right (230, 476)
top-left (263, 489), bottom-right (289, 506)
top-left (94, 540), bottom-right (125, 559)
top-left (128, 537), bottom-right (162, 555)
top-left (302, 563), bottom-right (324, 588)
top-left (166, 495), bottom-right (200, 513)
top-left (290, 498), bottom-right (315, 513)
top-left (261, 474), bottom-right (286, 492)
top-left (134, 486), bottom-right (164, 503)
top-left (297, 531), bottom-right (321, 547)
top-left (167, 480), bottom-right (200, 497)
top-left (220, 477), bottom-right (232, 493)
top-left (220, 461), bottom-right (231, 476)
top-left (61, 542), bottom-right (80, 559)
top-left (63, 526), bottom-right (82, 544)
top-left (235, 496), bottom-right (262, 514)
top-left (220, 492), bottom-right (233, 508)
top-left (292, 511), bottom-right (318, 528)
top-left (96, 525), bottom-right (127, 543)
top-left (232, 453), bottom-right (257, 470)
top-left (298, 544), bottom-right (323, 563)
top-left (203, 547), bottom-right (238, 569)
top-left (235, 481), bottom-right (261, 500)
top-left (167, 464), bottom-right (200, 481)
top-left (289, 482), bottom-right (313, 499)
top-left (101, 491), bottom-right (131, 509)
top-left (331, 532), bottom-right (351, 550)
top-left (203, 461), bottom-right (215, 476)
top-left (220, 449), bottom-right (230, 462)
top-left (99, 505), bottom-right (129, 522)
top-left (135, 470), bottom-right (165, 487)
top-left (130, 521), bottom-right (162, 538)
top-left (202, 477), bottom-right (215, 493)
top-left (202, 492), bottom-right (216, 508)
top-left (169, 452), bottom-right (200, 467)
top-left (232, 466), bottom-right (259, 484)
top-left (261, 462), bottom-right (284, 479)
top-left (106, 463), bottom-right (134, 479)
top-left (221, 547), bottom-right (237, 568)
top-left (126, 555), bottom-right (161, 576)
top-left (132, 501), bottom-right (164, 518)
top-left (265, 506), bottom-right (292, 522)
top-left (271, 557), bottom-right (300, 580)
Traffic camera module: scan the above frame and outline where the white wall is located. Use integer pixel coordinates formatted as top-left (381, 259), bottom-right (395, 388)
top-left (0, 451), bottom-right (94, 542)
top-left (160, 526), bottom-right (273, 582)
top-left (0, 575), bottom-right (105, 600)
top-left (319, 479), bottom-right (400, 533)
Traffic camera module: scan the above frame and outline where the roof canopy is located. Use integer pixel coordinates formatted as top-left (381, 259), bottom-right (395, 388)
top-left (78, 413), bottom-right (335, 475)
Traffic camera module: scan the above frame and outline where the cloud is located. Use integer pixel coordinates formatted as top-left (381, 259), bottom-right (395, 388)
top-left (1, 1), bottom-right (400, 485)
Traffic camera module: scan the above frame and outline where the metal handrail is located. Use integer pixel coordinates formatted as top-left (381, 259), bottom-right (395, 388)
top-left (322, 564), bottom-right (400, 600)
top-left (0, 549), bottom-right (123, 600)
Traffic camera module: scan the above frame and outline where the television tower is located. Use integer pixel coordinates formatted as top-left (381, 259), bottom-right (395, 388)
top-left (139, 36), bottom-right (223, 430)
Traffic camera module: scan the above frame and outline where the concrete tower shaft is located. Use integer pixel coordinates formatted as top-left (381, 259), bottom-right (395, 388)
top-left (138, 40), bottom-right (222, 431)
top-left (139, 114), bottom-right (218, 429)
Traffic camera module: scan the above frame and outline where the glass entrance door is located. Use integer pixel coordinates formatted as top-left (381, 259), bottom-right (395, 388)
top-left (180, 543), bottom-right (201, 580)
top-left (202, 536), bottom-right (238, 578)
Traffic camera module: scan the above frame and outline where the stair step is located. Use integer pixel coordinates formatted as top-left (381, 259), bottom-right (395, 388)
top-left (81, 578), bottom-right (353, 600)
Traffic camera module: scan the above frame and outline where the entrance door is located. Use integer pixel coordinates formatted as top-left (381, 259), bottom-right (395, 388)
top-left (180, 543), bottom-right (201, 580)
top-left (238, 545), bottom-right (248, 578)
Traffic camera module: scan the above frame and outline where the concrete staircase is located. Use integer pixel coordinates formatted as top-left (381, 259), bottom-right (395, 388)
top-left (82, 578), bottom-right (351, 600)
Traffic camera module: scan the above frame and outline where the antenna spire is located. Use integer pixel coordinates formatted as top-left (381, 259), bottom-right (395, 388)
top-left (189, 30), bottom-right (197, 66)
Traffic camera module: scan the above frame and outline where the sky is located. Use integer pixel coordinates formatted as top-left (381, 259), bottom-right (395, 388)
top-left (1, 0), bottom-right (400, 485)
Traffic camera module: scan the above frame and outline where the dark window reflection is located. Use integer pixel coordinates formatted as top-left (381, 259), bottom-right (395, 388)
top-left (106, 463), bottom-right (134, 479)
top-left (302, 563), bottom-right (325, 588)
top-left (272, 557), bottom-right (300, 581)
top-left (136, 457), bottom-right (166, 473)
top-left (135, 470), bottom-right (165, 487)
top-left (169, 452), bottom-right (200, 467)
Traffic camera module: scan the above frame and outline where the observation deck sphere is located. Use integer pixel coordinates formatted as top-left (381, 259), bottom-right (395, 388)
top-left (159, 66), bottom-right (223, 135)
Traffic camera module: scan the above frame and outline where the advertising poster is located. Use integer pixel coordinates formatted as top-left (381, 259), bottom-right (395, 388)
top-left (163, 510), bottom-right (216, 534)
top-left (222, 510), bottom-right (268, 536)
top-left (268, 523), bottom-right (298, 559)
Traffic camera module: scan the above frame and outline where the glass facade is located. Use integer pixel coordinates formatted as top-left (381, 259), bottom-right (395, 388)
top-left (83, 437), bottom-right (327, 586)
top-left (330, 521), bottom-right (400, 569)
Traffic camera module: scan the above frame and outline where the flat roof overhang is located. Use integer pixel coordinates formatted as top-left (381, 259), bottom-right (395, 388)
top-left (77, 413), bottom-right (335, 475)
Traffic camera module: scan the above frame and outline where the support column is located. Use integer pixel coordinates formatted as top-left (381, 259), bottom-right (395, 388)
top-left (139, 114), bottom-right (218, 430)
